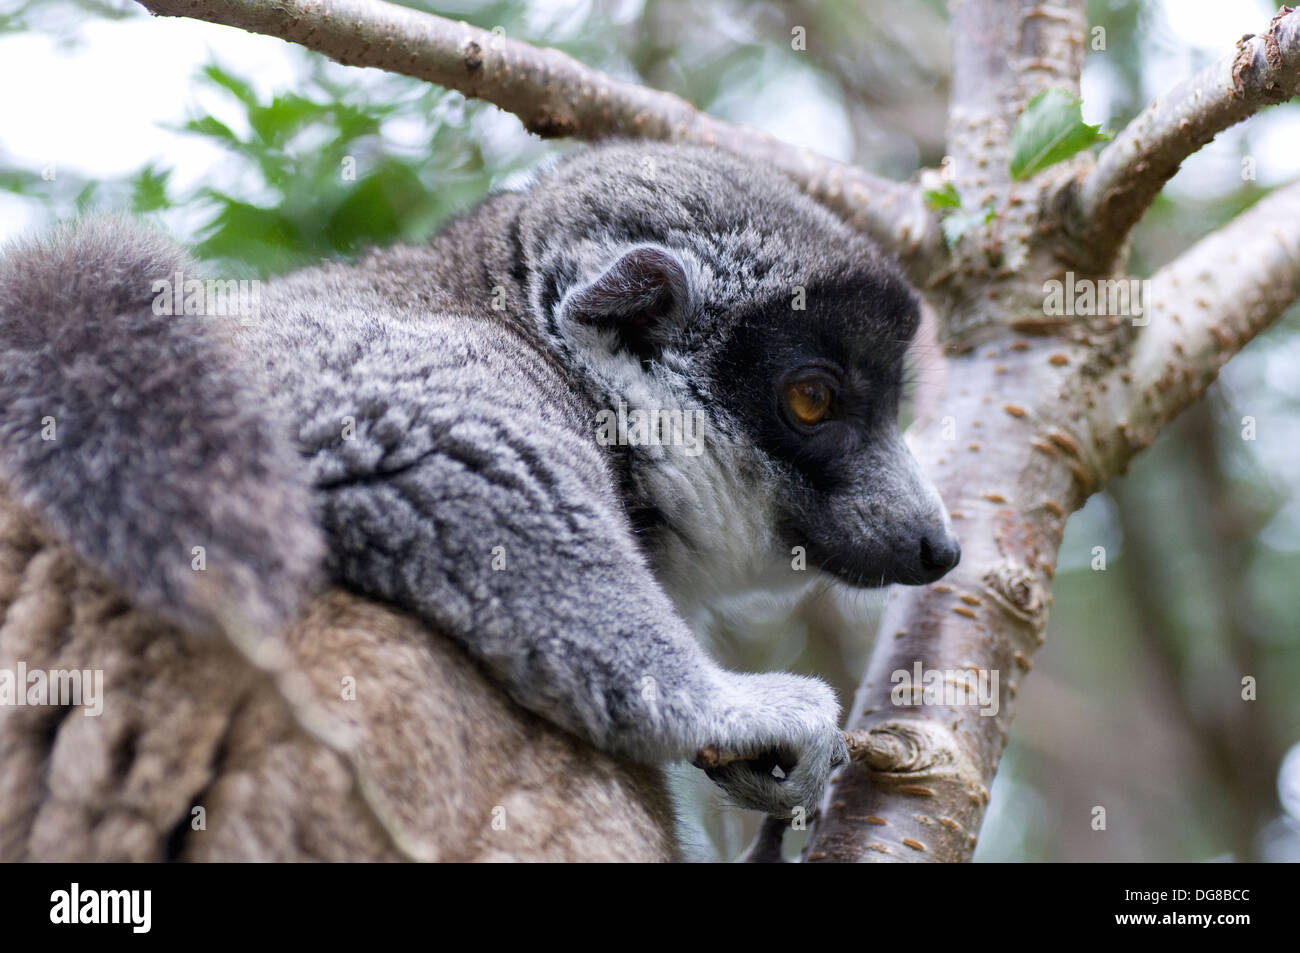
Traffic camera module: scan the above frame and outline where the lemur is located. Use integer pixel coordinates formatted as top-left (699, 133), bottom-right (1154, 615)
top-left (0, 141), bottom-right (959, 819)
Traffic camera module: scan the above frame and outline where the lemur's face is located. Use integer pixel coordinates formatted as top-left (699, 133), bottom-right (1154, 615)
top-left (532, 142), bottom-right (958, 591)
top-left (711, 275), bottom-right (960, 588)
top-left (551, 240), bottom-right (959, 591)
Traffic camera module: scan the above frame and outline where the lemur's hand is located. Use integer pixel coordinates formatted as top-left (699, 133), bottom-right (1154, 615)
top-left (694, 672), bottom-right (848, 818)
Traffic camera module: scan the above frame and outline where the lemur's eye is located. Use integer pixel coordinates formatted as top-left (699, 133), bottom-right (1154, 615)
top-left (785, 378), bottom-right (833, 426)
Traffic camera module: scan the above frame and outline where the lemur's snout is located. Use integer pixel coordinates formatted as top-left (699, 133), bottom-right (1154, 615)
top-left (794, 431), bottom-right (963, 589)
top-left (916, 528), bottom-right (961, 583)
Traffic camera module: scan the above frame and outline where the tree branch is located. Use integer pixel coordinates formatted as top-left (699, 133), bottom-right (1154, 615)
top-left (1069, 6), bottom-right (1300, 263)
top-left (805, 344), bottom-right (1076, 862)
top-left (1115, 177), bottom-right (1300, 454)
top-left (931, 0), bottom-right (1086, 345)
top-left (135, 0), bottom-right (942, 276)
top-left (804, 180), bottom-right (1300, 865)
top-left (946, 0), bottom-right (1086, 191)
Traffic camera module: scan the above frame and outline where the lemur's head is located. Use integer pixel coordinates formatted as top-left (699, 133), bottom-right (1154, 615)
top-left (520, 142), bottom-right (959, 601)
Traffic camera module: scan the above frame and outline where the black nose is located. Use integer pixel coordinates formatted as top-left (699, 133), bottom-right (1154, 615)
top-left (917, 531), bottom-right (961, 582)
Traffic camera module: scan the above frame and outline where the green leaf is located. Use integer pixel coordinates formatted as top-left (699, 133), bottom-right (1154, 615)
top-left (1008, 89), bottom-right (1109, 182)
top-left (182, 116), bottom-right (241, 145)
top-left (325, 159), bottom-right (435, 252)
top-left (130, 164), bottom-right (171, 212)
top-left (192, 199), bottom-right (303, 276)
top-left (923, 182), bottom-right (962, 210)
top-left (201, 63), bottom-right (259, 107)
top-left (249, 94), bottom-right (331, 147)
top-left (331, 102), bottom-right (386, 143)
top-left (0, 169), bottom-right (41, 196)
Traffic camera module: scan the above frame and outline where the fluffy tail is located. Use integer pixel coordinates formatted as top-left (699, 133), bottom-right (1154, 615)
top-left (0, 216), bottom-right (323, 642)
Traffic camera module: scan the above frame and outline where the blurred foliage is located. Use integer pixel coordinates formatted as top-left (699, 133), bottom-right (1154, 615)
top-left (1, 0), bottom-right (1298, 862)
top-left (167, 62), bottom-right (510, 275)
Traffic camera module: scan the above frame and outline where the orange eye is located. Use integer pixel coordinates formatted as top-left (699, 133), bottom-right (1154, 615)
top-left (785, 378), bottom-right (832, 425)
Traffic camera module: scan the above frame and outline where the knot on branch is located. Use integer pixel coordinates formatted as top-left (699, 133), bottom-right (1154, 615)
top-left (982, 559), bottom-right (1046, 624)
top-left (843, 723), bottom-right (935, 773)
top-left (839, 719), bottom-right (985, 808)
top-left (462, 39), bottom-right (483, 71)
top-left (1268, 6), bottom-right (1296, 56)
top-left (1233, 6), bottom-right (1300, 102)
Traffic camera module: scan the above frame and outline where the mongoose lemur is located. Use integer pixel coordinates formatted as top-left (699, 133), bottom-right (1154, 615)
top-left (0, 141), bottom-right (959, 819)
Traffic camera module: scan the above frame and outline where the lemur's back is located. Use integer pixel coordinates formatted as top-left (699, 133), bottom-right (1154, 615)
top-left (241, 231), bottom-right (598, 461)
top-left (237, 246), bottom-right (637, 647)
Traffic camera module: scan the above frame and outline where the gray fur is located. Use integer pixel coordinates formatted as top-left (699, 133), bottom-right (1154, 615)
top-left (0, 217), bottom-right (323, 642)
top-left (0, 143), bottom-right (958, 819)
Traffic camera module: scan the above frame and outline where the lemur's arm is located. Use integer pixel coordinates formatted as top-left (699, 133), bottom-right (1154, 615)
top-left (0, 219), bottom-right (323, 643)
top-left (289, 314), bottom-right (842, 816)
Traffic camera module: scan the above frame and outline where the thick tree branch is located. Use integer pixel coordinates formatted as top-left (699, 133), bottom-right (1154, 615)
top-left (1114, 178), bottom-right (1300, 455)
top-left (806, 343), bottom-right (1077, 862)
top-left (804, 183), bottom-right (1300, 865)
top-left (932, 0), bottom-right (1086, 345)
top-left (1069, 6), bottom-right (1300, 263)
top-left (135, 0), bottom-right (942, 276)
top-left (947, 0), bottom-right (1085, 191)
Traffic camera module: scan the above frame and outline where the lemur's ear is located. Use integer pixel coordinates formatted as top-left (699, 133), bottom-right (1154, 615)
top-left (560, 244), bottom-right (690, 356)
